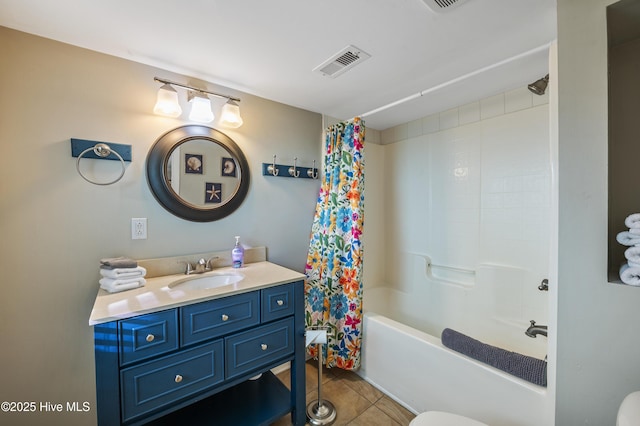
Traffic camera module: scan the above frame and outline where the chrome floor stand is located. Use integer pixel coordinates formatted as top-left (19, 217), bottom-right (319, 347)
top-left (306, 344), bottom-right (336, 425)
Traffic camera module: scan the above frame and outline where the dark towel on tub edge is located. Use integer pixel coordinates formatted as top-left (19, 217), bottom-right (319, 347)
top-left (441, 328), bottom-right (547, 387)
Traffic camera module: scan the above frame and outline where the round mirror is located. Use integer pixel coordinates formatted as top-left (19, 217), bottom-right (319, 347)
top-left (146, 125), bottom-right (250, 222)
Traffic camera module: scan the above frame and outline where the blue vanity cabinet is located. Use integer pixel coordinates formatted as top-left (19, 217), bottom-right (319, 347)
top-left (93, 280), bottom-right (306, 426)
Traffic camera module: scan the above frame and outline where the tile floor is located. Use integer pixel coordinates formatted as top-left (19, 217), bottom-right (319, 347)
top-left (272, 361), bottom-right (416, 426)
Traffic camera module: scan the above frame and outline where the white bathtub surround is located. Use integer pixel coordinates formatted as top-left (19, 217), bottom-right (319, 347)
top-left (362, 89), bottom-right (552, 424)
top-left (364, 269), bottom-right (548, 360)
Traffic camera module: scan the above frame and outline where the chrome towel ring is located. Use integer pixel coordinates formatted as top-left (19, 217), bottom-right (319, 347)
top-left (76, 143), bottom-right (126, 185)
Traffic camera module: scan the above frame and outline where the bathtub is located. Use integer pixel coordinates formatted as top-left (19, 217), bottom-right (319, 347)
top-left (358, 287), bottom-right (550, 426)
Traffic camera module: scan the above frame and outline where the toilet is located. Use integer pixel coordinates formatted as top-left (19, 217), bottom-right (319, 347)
top-left (617, 391), bottom-right (640, 426)
top-left (409, 391), bottom-right (640, 426)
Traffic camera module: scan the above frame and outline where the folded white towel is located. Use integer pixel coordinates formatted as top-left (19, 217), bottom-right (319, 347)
top-left (100, 266), bottom-right (146, 279)
top-left (99, 277), bottom-right (146, 293)
top-left (616, 231), bottom-right (640, 246)
top-left (620, 263), bottom-right (640, 286)
top-left (625, 213), bottom-right (640, 229)
top-left (625, 246), bottom-right (640, 264)
top-left (624, 246), bottom-right (640, 263)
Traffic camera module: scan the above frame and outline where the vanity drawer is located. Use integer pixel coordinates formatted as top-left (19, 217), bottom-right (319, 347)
top-left (225, 317), bottom-right (294, 380)
top-left (180, 292), bottom-right (260, 346)
top-left (118, 309), bottom-right (179, 366)
top-left (261, 283), bottom-right (295, 322)
top-left (120, 340), bottom-right (224, 423)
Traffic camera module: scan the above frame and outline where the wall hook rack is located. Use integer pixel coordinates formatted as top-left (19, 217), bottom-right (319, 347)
top-left (288, 157), bottom-right (301, 178)
top-left (307, 160), bottom-right (319, 179)
top-left (266, 154), bottom-right (279, 176)
top-left (262, 154), bottom-right (319, 180)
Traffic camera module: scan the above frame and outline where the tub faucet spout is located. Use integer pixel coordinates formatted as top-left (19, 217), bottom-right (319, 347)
top-left (525, 320), bottom-right (547, 338)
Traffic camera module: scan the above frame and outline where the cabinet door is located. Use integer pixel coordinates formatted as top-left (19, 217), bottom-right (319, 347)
top-left (118, 309), bottom-right (179, 366)
top-left (180, 291), bottom-right (260, 346)
top-left (225, 317), bottom-right (294, 380)
top-left (120, 340), bottom-right (224, 423)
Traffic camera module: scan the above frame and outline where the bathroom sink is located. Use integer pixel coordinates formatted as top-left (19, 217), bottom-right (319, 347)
top-left (169, 273), bottom-right (244, 291)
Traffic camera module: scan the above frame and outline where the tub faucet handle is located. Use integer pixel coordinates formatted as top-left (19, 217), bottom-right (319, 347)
top-left (538, 279), bottom-right (549, 291)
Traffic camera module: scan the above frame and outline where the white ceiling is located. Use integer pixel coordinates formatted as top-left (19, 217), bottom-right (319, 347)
top-left (0, 0), bottom-right (557, 130)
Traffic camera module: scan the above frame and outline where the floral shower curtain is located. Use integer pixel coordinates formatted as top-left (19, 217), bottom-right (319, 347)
top-left (305, 117), bottom-right (365, 371)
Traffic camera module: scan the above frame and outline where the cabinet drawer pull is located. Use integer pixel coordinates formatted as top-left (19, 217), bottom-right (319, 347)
top-left (174, 374), bottom-right (183, 383)
top-left (276, 299), bottom-right (284, 306)
top-left (146, 334), bottom-right (155, 342)
top-left (221, 314), bottom-right (229, 322)
top-left (261, 343), bottom-right (268, 351)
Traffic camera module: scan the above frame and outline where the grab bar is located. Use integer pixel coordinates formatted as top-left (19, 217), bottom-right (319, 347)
top-left (426, 261), bottom-right (475, 275)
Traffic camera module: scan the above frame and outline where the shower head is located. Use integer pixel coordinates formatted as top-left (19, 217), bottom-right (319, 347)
top-left (528, 74), bottom-right (549, 95)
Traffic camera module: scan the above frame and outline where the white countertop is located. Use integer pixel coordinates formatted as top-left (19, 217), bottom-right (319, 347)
top-left (89, 261), bottom-right (305, 326)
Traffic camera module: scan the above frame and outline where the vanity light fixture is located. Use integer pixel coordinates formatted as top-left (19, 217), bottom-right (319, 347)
top-left (219, 100), bottom-right (244, 128)
top-left (188, 91), bottom-right (214, 123)
top-left (153, 83), bottom-right (182, 117)
top-left (153, 77), bottom-right (242, 127)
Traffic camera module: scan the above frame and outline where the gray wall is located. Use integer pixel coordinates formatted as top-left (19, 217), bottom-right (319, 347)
top-left (0, 27), bottom-right (321, 426)
top-left (556, 0), bottom-right (640, 424)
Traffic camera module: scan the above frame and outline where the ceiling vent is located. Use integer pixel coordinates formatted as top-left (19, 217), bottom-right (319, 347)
top-left (313, 45), bottom-right (371, 78)
top-left (421, 0), bottom-right (471, 12)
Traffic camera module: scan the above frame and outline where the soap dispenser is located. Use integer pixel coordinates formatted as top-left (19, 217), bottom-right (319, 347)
top-left (231, 236), bottom-right (244, 268)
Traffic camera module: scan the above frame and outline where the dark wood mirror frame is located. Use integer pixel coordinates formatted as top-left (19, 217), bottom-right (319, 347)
top-left (146, 125), bottom-right (250, 222)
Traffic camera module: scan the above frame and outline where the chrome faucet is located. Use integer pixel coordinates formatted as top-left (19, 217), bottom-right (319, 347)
top-left (525, 320), bottom-right (548, 338)
top-left (181, 256), bottom-right (220, 275)
top-left (538, 278), bottom-right (549, 291)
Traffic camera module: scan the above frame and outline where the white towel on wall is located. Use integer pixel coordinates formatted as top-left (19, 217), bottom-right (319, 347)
top-left (620, 263), bottom-right (640, 286)
top-left (629, 228), bottom-right (640, 236)
top-left (99, 266), bottom-right (146, 279)
top-left (625, 213), bottom-right (640, 229)
top-left (99, 277), bottom-right (146, 293)
top-left (617, 231), bottom-right (640, 246)
top-left (625, 246), bottom-right (640, 264)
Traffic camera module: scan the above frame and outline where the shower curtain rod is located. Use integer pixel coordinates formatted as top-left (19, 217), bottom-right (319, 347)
top-left (359, 42), bottom-right (553, 118)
